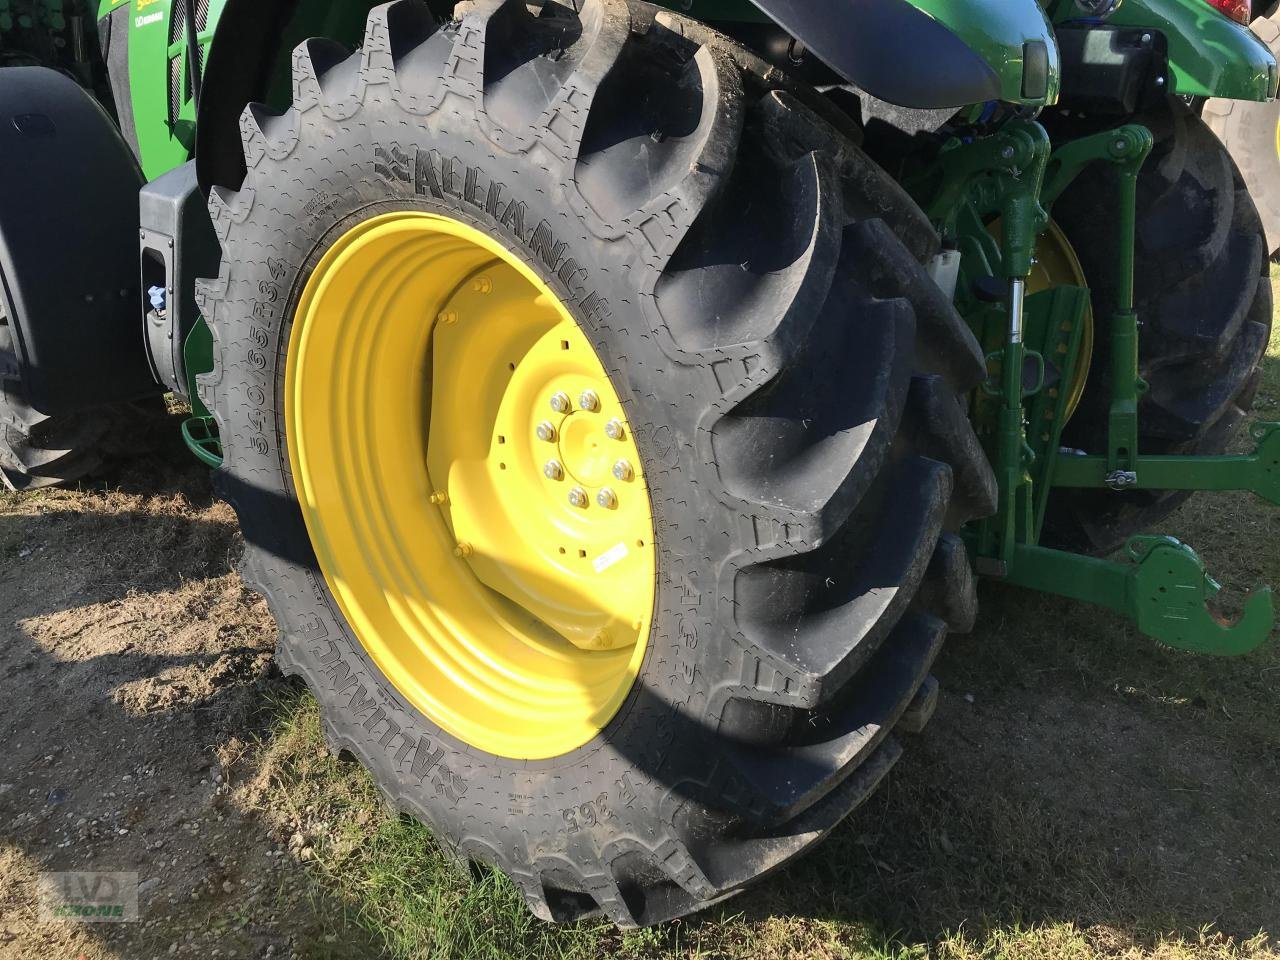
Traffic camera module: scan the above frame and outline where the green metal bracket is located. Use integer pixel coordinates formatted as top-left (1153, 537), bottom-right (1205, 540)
top-left (181, 417), bottom-right (223, 469)
top-left (1006, 537), bottom-right (1275, 657)
top-left (1053, 421), bottom-right (1280, 505)
top-left (1022, 285), bottom-right (1089, 538)
top-left (180, 315), bottom-right (222, 469)
top-left (917, 122), bottom-right (1051, 250)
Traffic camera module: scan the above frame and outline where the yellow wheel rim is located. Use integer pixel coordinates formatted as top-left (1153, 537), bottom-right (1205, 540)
top-left (1029, 221), bottom-right (1094, 422)
top-left (286, 212), bottom-right (656, 760)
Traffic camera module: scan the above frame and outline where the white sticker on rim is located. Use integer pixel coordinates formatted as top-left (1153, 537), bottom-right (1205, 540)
top-left (592, 542), bottom-right (629, 574)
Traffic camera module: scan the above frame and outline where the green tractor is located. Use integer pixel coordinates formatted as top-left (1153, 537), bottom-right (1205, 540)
top-left (2, 0), bottom-right (1278, 926)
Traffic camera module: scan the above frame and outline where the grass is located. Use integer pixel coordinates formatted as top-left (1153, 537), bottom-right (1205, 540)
top-left (225, 289), bottom-right (1280, 960)
top-left (233, 694), bottom-right (648, 960)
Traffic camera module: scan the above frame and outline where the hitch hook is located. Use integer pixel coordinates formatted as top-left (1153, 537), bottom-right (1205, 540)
top-left (1125, 536), bottom-right (1274, 657)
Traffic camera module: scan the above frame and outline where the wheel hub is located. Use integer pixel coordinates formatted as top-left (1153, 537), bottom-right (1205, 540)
top-left (432, 296), bottom-right (652, 656)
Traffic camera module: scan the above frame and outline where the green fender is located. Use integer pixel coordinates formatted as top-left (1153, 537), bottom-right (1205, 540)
top-left (98, 0), bottom-right (374, 185)
top-left (105, 0), bottom-right (1278, 187)
top-left (909, 0), bottom-right (1062, 106)
top-left (1048, 0), bottom-right (1278, 101)
top-left (677, 0), bottom-right (1275, 105)
top-left (740, 0), bottom-right (1061, 107)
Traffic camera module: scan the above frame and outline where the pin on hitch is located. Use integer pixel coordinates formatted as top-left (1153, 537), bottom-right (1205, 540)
top-left (1053, 421), bottom-right (1280, 505)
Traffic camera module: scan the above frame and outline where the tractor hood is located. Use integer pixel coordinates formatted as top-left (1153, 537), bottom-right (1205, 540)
top-left (749, 0), bottom-right (1060, 109)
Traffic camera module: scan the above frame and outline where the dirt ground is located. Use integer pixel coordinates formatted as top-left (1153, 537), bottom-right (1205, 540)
top-left (0, 339), bottom-right (1277, 959)
top-left (0, 437), bottom-right (375, 959)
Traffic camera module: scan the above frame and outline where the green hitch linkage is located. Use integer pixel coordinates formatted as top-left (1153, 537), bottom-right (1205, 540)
top-left (1036, 418), bottom-right (1280, 656)
top-left (1006, 537), bottom-right (1275, 657)
top-left (1015, 124), bottom-right (1276, 656)
top-left (1043, 124), bottom-right (1154, 485)
top-left (916, 119), bottom-right (1055, 568)
top-left (929, 120), bottom-right (1275, 657)
top-left (1052, 421), bottom-right (1280, 503)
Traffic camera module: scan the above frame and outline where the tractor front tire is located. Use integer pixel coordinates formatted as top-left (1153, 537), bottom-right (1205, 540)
top-left (200, 0), bottom-right (995, 925)
top-left (1044, 98), bottom-right (1273, 554)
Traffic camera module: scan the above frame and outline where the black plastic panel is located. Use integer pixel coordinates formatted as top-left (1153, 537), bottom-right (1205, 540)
top-left (97, 6), bottom-right (141, 161)
top-left (139, 161), bottom-right (221, 398)
top-left (1056, 25), bottom-right (1169, 115)
top-left (0, 67), bottom-right (159, 415)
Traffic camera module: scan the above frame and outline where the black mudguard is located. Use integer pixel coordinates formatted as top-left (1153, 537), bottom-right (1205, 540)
top-left (748, 0), bottom-right (1003, 107)
top-left (0, 67), bottom-right (158, 416)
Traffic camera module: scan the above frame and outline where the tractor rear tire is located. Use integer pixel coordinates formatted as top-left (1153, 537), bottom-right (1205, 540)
top-left (1203, 13), bottom-right (1280, 258)
top-left (1044, 98), bottom-right (1273, 555)
top-left (199, 0), bottom-right (995, 925)
top-left (0, 299), bottom-right (111, 491)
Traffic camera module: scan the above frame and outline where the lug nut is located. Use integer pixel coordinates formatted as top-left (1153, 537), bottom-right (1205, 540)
top-left (597, 488), bottom-right (618, 509)
top-left (536, 421), bottom-right (557, 443)
top-left (454, 542), bottom-right (474, 558)
top-left (579, 389), bottom-right (600, 412)
top-left (429, 491), bottom-right (449, 505)
top-left (471, 276), bottom-right (492, 293)
top-left (550, 392), bottom-right (571, 414)
top-left (605, 419), bottom-right (625, 441)
top-left (544, 460), bottom-right (565, 481)
top-left (568, 487), bottom-right (589, 508)
top-left (438, 311), bottom-right (458, 325)
top-left (612, 460), bottom-right (634, 482)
